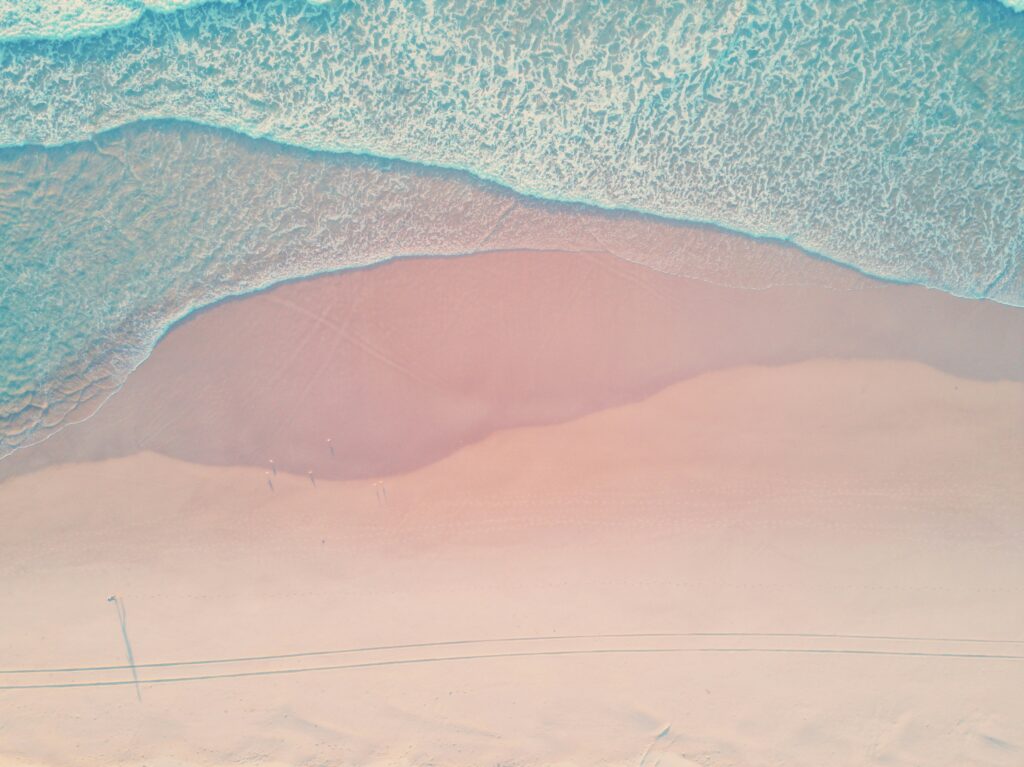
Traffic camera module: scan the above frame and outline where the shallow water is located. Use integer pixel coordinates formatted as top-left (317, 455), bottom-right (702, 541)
top-left (0, 121), bottom-right (876, 458)
top-left (1, 0), bottom-right (1023, 456)
top-left (1, 0), bottom-right (1021, 300)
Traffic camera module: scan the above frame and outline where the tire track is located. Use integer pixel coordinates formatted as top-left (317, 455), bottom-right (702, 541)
top-left (3, 631), bottom-right (1023, 691)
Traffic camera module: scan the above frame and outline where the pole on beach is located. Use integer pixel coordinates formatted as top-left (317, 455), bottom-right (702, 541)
top-left (107, 595), bottom-right (142, 701)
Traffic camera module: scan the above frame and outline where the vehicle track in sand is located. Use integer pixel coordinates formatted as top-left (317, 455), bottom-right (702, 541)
top-left (3, 630), bottom-right (1023, 691)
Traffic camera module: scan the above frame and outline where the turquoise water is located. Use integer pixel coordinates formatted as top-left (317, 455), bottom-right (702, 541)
top-left (1, 120), bottom-right (870, 457)
top-left (3, 0), bottom-right (1022, 300)
top-left (1, 0), bottom-right (1023, 455)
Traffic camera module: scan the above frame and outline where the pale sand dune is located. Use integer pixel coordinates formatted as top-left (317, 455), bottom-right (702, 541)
top-left (1, 360), bottom-right (1022, 767)
top-left (1, 249), bottom-right (1022, 483)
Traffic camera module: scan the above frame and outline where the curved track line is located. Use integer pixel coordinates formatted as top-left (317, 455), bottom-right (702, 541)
top-left (3, 644), bottom-right (1024, 690)
top-left (4, 646), bottom-right (1024, 691)
top-left (4, 631), bottom-right (1024, 676)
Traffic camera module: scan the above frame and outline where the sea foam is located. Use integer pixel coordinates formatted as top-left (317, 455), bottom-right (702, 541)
top-left (2, 0), bottom-right (1021, 45)
top-left (0, 0), bottom-right (226, 42)
top-left (0, 121), bottom-right (875, 459)
top-left (1, 0), bottom-right (1023, 457)
top-left (1, 0), bottom-right (1021, 303)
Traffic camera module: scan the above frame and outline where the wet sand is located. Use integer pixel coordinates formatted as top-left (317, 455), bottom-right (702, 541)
top-left (2, 249), bottom-right (1021, 483)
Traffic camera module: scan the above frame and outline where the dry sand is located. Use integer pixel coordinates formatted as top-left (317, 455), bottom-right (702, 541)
top-left (1, 361), bottom-right (1022, 767)
top-left (1, 249), bottom-right (1022, 766)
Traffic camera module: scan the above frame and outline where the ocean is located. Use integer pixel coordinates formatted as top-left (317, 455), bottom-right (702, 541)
top-left (1, 0), bottom-right (1022, 456)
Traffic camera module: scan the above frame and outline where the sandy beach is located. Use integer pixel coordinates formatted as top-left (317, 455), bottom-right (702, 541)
top-left (3, 0), bottom-right (1022, 763)
top-left (1, 249), bottom-right (1022, 766)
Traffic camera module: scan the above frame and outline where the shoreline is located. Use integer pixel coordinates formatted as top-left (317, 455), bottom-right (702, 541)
top-left (3, 247), bottom-right (1021, 484)
top-left (6, 117), bottom-right (1021, 308)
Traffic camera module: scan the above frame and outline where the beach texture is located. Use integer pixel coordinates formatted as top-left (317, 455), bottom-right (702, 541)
top-left (2, 2), bottom-right (1022, 761)
top-left (2, 249), bottom-right (1021, 766)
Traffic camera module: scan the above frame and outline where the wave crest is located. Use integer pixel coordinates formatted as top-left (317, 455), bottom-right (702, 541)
top-left (0, 0), bottom-right (230, 42)
top-left (1, 0), bottom-right (1021, 306)
top-left (0, 121), bottom-right (875, 459)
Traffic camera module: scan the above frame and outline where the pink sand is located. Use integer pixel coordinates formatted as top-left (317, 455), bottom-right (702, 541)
top-left (2, 249), bottom-right (1021, 483)
top-left (0, 248), bottom-right (1022, 766)
top-left (1, 361), bottom-right (1022, 766)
